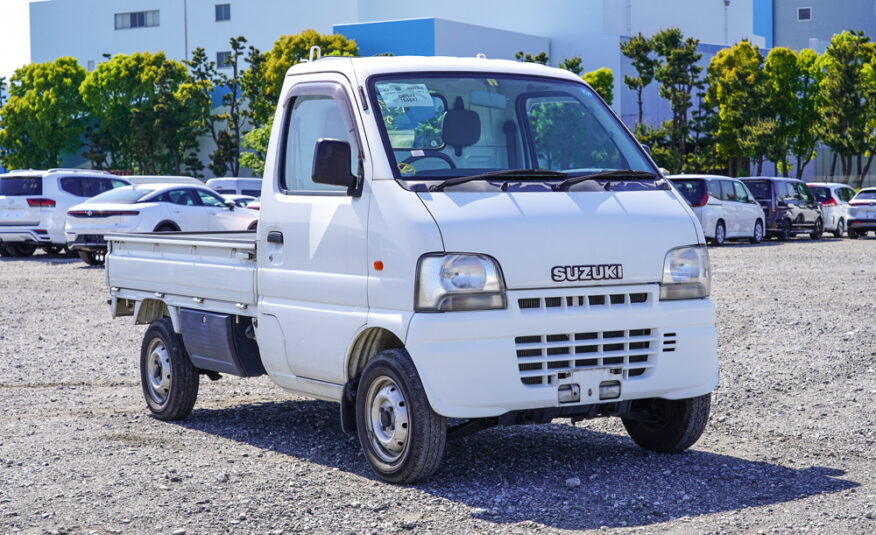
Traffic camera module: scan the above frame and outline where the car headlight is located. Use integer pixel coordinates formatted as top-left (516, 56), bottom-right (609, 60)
top-left (660, 245), bottom-right (710, 300)
top-left (415, 253), bottom-right (506, 312)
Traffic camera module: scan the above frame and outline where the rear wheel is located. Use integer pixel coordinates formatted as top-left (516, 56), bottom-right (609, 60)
top-left (750, 220), bottom-right (764, 244)
top-left (848, 227), bottom-right (859, 239)
top-left (356, 349), bottom-right (446, 483)
top-left (78, 250), bottom-right (104, 266)
top-left (712, 221), bottom-right (726, 246)
top-left (777, 219), bottom-right (792, 241)
top-left (834, 219), bottom-right (845, 239)
top-left (43, 245), bottom-right (63, 255)
top-left (1, 244), bottom-right (36, 257)
top-left (622, 394), bottom-right (711, 453)
top-left (140, 318), bottom-right (199, 420)
top-left (810, 218), bottom-right (823, 240)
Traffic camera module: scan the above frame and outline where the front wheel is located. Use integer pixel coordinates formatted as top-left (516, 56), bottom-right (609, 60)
top-left (777, 219), bottom-right (792, 241)
top-left (140, 318), bottom-right (199, 420)
top-left (750, 220), bottom-right (764, 244)
top-left (712, 221), bottom-right (726, 246)
top-left (810, 218), bottom-right (823, 240)
top-left (78, 250), bottom-right (105, 266)
top-left (834, 219), bottom-right (845, 239)
top-left (622, 394), bottom-right (711, 453)
top-left (356, 349), bottom-right (446, 483)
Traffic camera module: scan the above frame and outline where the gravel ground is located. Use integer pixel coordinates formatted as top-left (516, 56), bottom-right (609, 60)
top-left (1, 237), bottom-right (874, 535)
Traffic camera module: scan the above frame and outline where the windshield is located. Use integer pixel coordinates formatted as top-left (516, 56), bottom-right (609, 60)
top-left (855, 190), bottom-right (876, 200)
top-left (808, 186), bottom-right (830, 203)
top-left (369, 74), bottom-right (654, 181)
top-left (670, 179), bottom-right (705, 205)
top-left (743, 180), bottom-right (771, 200)
top-left (86, 187), bottom-right (155, 204)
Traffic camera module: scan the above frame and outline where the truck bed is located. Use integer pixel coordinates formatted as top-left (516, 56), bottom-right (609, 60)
top-left (106, 231), bottom-right (258, 317)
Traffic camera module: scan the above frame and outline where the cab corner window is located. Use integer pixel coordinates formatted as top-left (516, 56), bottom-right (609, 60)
top-left (281, 93), bottom-right (358, 193)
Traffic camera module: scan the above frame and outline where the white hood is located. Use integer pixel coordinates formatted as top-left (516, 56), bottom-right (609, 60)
top-left (417, 190), bottom-right (701, 290)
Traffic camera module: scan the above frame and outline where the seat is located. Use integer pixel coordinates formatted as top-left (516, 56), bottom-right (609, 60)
top-left (442, 97), bottom-right (481, 157)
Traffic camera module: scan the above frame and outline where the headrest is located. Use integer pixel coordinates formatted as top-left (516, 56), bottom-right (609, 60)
top-left (442, 97), bottom-right (481, 156)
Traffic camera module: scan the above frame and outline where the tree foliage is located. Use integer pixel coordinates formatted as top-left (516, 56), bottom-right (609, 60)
top-left (652, 28), bottom-right (702, 158)
top-left (515, 51), bottom-right (549, 65)
top-left (239, 117), bottom-right (272, 176)
top-left (582, 68), bottom-right (614, 105)
top-left (0, 57), bottom-right (87, 169)
top-left (620, 33), bottom-right (657, 125)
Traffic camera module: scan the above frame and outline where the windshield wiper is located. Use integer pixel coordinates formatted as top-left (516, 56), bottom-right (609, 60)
top-left (430, 169), bottom-right (567, 192)
top-left (551, 169), bottom-right (658, 191)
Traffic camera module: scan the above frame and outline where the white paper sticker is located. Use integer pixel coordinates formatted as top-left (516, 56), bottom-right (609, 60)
top-left (376, 83), bottom-right (434, 108)
top-left (411, 149), bottom-right (425, 157)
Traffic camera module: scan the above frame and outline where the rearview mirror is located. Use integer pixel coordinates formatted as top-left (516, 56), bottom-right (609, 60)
top-left (312, 138), bottom-right (357, 190)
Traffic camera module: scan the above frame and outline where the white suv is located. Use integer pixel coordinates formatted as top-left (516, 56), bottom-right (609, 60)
top-left (668, 174), bottom-right (765, 245)
top-left (0, 169), bottom-right (131, 257)
top-left (807, 182), bottom-right (856, 238)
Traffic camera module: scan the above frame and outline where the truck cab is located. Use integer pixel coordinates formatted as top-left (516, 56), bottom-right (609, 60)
top-left (107, 54), bottom-right (718, 483)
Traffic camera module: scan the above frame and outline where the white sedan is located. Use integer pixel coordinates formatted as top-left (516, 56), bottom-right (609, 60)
top-left (65, 184), bottom-right (258, 265)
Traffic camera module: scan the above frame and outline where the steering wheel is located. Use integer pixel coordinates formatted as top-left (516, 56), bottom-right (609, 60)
top-left (401, 152), bottom-right (457, 169)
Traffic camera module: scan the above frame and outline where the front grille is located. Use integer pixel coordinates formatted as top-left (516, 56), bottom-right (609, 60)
top-left (517, 291), bottom-right (650, 311)
top-left (515, 328), bottom-right (657, 386)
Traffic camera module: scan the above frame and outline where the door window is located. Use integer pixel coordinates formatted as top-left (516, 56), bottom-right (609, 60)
top-left (707, 180), bottom-right (722, 198)
top-left (194, 189), bottom-right (227, 207)
top-left (281, 92), bottom-right (359, 193)
top-left (841, 187), bottom-right (855, 202)
top-left (720, 180), bottom-right (737, 201)
top-left (167, 189), bottom-right (197, 206)
top-left (796, 183), bottom-right (813, 202)
top-left (732, 181), bottom-right (750, 203)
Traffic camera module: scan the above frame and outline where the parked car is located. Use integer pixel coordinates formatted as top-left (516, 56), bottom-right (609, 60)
top-left (206, 177), bottom-right (263, 197)
top-left (740, 177), bottom-right (823, 240)
top-left (221, 194), bottom-right (257, 208)
top-left (667, 174), bottom-right (764, 245)
top-left (0, 169), bottom-right (131, 257)
top-left (846, 188), bottom-right (876, 238)
top-left (66, 183), bottom-right (258, 265)
top-left (807, 182), bottom-right (856, 238)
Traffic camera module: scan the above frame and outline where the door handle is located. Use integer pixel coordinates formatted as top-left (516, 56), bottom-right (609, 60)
top-left (267, 231), bottom-right (284, 244)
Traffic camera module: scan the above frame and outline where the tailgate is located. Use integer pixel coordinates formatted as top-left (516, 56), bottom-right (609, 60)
top-left (0, 176), bottom-right (43, 226)
top-left (106, 232), bottom-right (258, 310)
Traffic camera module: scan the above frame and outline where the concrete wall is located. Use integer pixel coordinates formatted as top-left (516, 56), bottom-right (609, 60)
top-left (773, 0), bottom-right (876, 51)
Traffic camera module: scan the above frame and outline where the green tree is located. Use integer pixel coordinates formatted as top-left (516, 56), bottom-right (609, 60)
top-left (239, 116), bottom-right (272, 176)
top-left (80, 51), bottom-right (206, 175)
top-left (763, 47), bottom-right (799, 175)
top-left (620, 33), bottom-right (657, 125)
top-left (241, 44), bottom-right (270, 129)
top-left (652, 28), bottom-right (702, 159)
top-left (515, 51), bottom-right (549, 65)
top-left (582, 67), bottom-right (614, 105)
top-left (788, 48), bottom-right (823, 178)
top-left (263, 30), bottom-right (358, 108)
top-left (706, 40), bottom-right (768, 176)
top-left (559, 56), bottom-right (583, 75)
top-left (0, 57), bottom-right (87, 169)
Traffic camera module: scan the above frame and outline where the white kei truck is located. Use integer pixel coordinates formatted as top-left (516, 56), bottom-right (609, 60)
top-left (106, 51), bottom-right (718, 483)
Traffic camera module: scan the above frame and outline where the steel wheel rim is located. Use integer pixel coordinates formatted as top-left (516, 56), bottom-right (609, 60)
top-left (365, 375), bottom-right (410, 463)
top-left (145, 338), bottom-right (171, 405)
top-left (754, 222), bottom-right (763, 242)
top-left (716, 224), bottom-right (725, 244)
top-left (837, 221), bottom-right (844, 235)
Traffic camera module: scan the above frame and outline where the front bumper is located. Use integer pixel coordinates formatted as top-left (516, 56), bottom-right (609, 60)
top-left (405, 284), bottom-right (718, 418)
top-left (68, 234), bottom-right (107, 252)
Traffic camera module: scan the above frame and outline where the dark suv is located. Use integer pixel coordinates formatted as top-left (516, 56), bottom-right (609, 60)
top-left (740, 177), bottom-right (823, 240)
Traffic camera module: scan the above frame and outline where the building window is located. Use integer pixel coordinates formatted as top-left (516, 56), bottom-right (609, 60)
top-left (797, 7), bottom-right (811, 21)
top-left (217, 51), bottom-right (231, 68)
top-left (215, 4), bottom-right (231, 22)
top-left (114, 10), bottom-right (159, 30)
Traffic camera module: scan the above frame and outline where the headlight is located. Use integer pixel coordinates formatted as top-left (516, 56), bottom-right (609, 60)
top-left (660, 245), bottom-right (710, 300)
top-left (415, 253), bottom-right (506, 312)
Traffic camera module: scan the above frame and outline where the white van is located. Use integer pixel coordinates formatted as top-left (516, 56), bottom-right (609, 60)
top-left (106, 55), bottom-right (718, 483)
top-left (205, 177), bottom-right (263, 197)
top-left (668, 175), bottom-right (765, 245)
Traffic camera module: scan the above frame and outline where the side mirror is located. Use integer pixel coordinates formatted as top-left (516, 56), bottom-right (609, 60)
top-left (312, 139), bottom-right (357, 190)
top-left (224, 199), bottom-right (236, 210)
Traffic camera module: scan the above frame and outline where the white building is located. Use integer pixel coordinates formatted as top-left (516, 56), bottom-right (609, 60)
top-left (24, 0), bottom-right (769, 176)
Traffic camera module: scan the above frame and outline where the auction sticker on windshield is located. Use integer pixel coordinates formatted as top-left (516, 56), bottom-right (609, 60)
top-left (376, 83), bottom-right (433, 107)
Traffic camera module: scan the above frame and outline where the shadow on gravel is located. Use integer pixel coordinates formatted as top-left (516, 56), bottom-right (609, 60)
top-left (174, 398), bottom-right (858, 530)
top-left (0, 254), bottom-right (79, 264)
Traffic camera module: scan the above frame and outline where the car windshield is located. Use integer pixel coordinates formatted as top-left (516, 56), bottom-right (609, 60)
top-left (669, 179), bottom-right (705, 205)
top-left (809, 186), bottom-right (830, 203)
top-left (369, 73), bottom-right (654, 183)
top-left (854, 190), bottom-right (876, 200)
top-left (744, 180), bottom-right (771, 200)
top-left (85, 187), bottom-right (155, 204)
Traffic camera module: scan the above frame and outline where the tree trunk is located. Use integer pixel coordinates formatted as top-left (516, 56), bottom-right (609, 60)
top-left (756, 157), bottom-right (763, 176)
top-left (637, 89), bottom-right (644, 126)
top-left (860, 145), bottom-right (876, 186)
top-left (830, 152), bottom-right (838, 178)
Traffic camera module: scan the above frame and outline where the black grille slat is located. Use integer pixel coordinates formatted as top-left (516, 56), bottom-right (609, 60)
top-left (630, 293), bottom-right (648, 304)
top-left (588, 295), bottom-right (606, 306)
top-left (515, 335), bottom-right (541, 344)
top-left (518, 298), bottom-right (541, 309)
top-left (610, 294), bottom-right (625, 304)
top-left (545, 297), bottom-right (562, 308)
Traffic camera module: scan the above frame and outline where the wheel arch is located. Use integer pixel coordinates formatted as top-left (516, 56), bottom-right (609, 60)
top-left (153, 220), bottom-right (180, 232)
top-left (134, 298), bottom-right (180, 332)
top-left (346, 327), bottom-right (405, 382)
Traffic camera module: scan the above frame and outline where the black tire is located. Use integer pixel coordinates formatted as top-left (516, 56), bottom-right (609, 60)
top-left (750, 220), bottom-right (764, 244)
top-left (78, 250), bottom-right (104, 266)
top-left (43, 245), bottom-right (63, 255)
top-left (810, 218), bottom-right (823, 240)
top-left (848, 227), bottom-right (859, 239)
top-left (154, 223), bottom-right (179, 232)
top-left (712, 221), bottom-right (726, 246)
top-left (2, 243), bottom-right (37, 257)
top-left (622, 393), bottom-right (711, 453)
top-left (834, 219), bottom-right (845, 239)
top-left (355, 349), bottom-right (446, 483)
top-left (777, 218), bottom-right (792, 241)
top-left (140, 318), bottom-right (199, 420)
top-left (248, 221), bottom-right (258, 231)
top-left (0, 245), bottom-right (10, 257)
